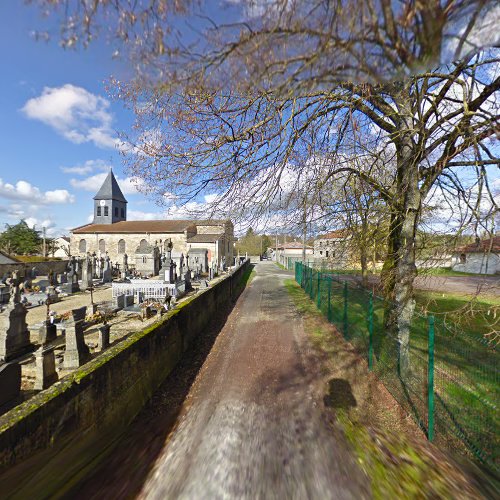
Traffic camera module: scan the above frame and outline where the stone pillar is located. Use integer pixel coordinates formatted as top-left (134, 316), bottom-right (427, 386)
top-left (98, 323), bottom-right (111, 351)
top-left (34, 345), bottom-right (58, 390)
top-left (64, 306), bottom-right (90, 369)
top-left (0, 303), bottom-right (34, 362)
top-left (0, 362), bottom-right (21, 406)
top-left (38, 321), bottom-right (57, 344)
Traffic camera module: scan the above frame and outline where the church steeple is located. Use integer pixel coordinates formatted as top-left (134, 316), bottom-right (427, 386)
top-left (93, 169), bottom-right (128, 224)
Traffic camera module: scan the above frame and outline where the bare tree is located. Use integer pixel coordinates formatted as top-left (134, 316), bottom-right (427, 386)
top-left (29, 0), bottom-right (500, 372)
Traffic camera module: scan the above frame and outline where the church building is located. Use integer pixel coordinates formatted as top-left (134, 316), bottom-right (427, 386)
top-left (70, 170), bottom-right (234, 271)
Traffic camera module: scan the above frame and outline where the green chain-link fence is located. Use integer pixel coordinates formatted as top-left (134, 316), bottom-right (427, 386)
top-left (295, 262), bottom-right (499, 473)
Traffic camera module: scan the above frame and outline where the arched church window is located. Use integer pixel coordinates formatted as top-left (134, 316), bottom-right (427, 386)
top-left (118, 239), bottom-right (126, 254)
top-left (99, 239), bottom-right (106, 253)
top-left (104, 206), bottom-right (109, 216)
top-left (139, 239), bottom-right (148, 250)
top-left (79, 239), bottom-right (86, 253)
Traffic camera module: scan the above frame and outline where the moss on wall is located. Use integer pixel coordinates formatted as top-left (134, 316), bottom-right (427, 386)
top-left (0, 261), bottom-right (249, 497)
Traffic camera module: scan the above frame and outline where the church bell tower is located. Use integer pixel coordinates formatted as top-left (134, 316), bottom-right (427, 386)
top-left (93, 169), bottom-right (128, 224)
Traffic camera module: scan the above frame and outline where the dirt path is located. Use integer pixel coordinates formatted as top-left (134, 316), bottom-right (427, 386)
top-left (69, 262), bottom-right (369, 499)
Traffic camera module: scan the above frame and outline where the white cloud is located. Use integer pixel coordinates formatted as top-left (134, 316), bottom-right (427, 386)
top-left (0, 178), bottom-right (75, 205)
top-left (24, 217), bottom-right (55, 232)
top-left (69, 173), bottom-right (142, 195)
top-left (61, 159), bottom-right (112, 175)
top-left (21, 84), bottom-right (119, 149)
top-left (127, 210), bottom-right (166, 221)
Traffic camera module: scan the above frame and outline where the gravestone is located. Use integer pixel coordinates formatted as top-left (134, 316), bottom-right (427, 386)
top-left (0, 285), bottom-right (9, 304)
top-left (184, 270), bottom-right (191, 290)
top-left (45, 286), bottom-right (59, 303)
top-left (0, 273), bottom-right (34, 362)
top-left (98, 323), bottom-right (111, 351)
top-left (61, 257), bottom-right (79, 293)
top-left (113, 294), bottom-right (126, 310)
top-left (125, 295), bottom-right (134, 307)
top-left (121, 253), bottom-right (128, 279)
top-left (64, 306), bottom-right (90, 369)
top-left (38, 321), bottom-right (57, 344)
top-left (80, 254), bottom-right (93, 291)
top-left (0, 362), bottom-right (21, 406)
top-left (34, 345), bottom-right (58, 390)
top-left (102, 255), bottom-right (112, 283)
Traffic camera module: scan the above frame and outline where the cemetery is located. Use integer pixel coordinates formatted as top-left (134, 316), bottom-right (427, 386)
top-left (0, 234), bottom-right (246, 414)
top-left (0, 257), bottom-right (250, 496)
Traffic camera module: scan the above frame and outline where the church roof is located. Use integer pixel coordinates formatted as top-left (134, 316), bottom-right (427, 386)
top-left (93, 169), bottom-right (128, 203)
top-left (187, 234), bottom-right (223, 243)
top-left (72, 220), bottom-right (197, 234)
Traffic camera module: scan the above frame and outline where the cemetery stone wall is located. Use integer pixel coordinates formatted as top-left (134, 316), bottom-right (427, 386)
top-left (0, 260), bottom-right (250, 497)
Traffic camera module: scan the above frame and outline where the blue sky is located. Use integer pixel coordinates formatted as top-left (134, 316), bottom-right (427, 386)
top-left (0, 2), bottom-right (166, 237)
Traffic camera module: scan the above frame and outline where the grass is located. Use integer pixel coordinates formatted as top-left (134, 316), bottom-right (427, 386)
top-left (14, 256), bottom-right (63, 262)
top-left (296, 267), bottom-right (499, 474)
top-left (284, 278), bottom-right (494, 498)
top-left (418, 267), bottom-right (494, 277)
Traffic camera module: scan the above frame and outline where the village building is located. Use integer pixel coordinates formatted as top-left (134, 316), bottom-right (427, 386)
top-left (451, 236), bottom-right (500, 275)
top-left (313, 230), bottom-right (352, 268)
top-left (52, 236), bottom-right (70, 258)
top-left (274, 241), bottom-right (314, 268)
top-left (69, 170), bottom-right (234, 273)
top-left (0, 251), bottom-right (20, 265)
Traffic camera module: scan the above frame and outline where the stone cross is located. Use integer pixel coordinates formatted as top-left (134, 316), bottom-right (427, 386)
top-left (0, 362), bottom-right (21, 406)
top-left (0, 271), bottom-right (34, 362)
top-left (63, 306), bottom-right (90, 369)
top-left (34, 345), bottom-right (58, 390)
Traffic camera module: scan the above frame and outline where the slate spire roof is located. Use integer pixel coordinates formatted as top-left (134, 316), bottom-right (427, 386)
top-left (93, 169), bottom-right (128, 203)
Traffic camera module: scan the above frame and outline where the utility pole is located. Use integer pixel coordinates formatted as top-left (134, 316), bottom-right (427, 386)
top-left (42, 226), bottom-right (46, 258)
top-left (302, 195), bottom-right (307, 263)
top-left (275, 230), bottom-right (278, 262)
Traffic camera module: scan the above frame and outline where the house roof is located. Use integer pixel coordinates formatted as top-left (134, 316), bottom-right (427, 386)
top-left (93, 169), bottom-right (128, 203)
top-left (195, 219), bottom-right (231, 226)
top-left (276, 241), bottom-right (313, 250)
top-left (457, 236), bottom-right (500, 254)
top-left (316, 230), bottom-right (348, 240)
top-left (187, 234), bottom-right (223, 243)
top-left (0, 251), bottom-right (20, 264)
top-left (72, 220), bottom-right (197, 234)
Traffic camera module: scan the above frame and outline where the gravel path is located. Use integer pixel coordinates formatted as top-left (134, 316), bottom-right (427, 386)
top-left (24, 286), bottom-right (113, 330)
top-left (136, 261), bottom-right (368, 499)
top-left (66, 262), bottom-right (368, 499)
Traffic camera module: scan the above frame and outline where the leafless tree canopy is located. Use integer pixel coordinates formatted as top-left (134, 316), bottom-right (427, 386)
top-left (28, 0), bottom-right (500, 355)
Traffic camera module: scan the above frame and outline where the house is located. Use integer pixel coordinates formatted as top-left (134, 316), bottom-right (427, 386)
top-left (313, 230), bottom-right (352, 268)
top-left (451, 236), bottom-right (500, 275)
top-left (70, 169), bottom-right (234, 273)
top-left (274, 241), bottom-right (314, 268)
top-left (52, 236), bottom-right (70, 258)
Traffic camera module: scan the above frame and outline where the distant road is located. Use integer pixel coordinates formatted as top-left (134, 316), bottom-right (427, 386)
top-left (336, 274), bottom-right (499, 297)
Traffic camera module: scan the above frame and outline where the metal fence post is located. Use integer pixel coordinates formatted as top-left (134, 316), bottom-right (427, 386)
top-left (317, 272), bottom-right (321, 309)
top-left (428, 315), bottom-right (435, 441)
top-left (327, 277), bottom-right (332, 322)
top-left (368, 292), bottom-right (374, 370)
top-left (343, 281), bottom-right (348, 338)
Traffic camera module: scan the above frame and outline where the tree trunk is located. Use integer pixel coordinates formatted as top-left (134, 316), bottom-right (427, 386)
top-left (381, 129), bottom-right (422, 378)
top-left (360, 220), bottom-right (369, 288)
